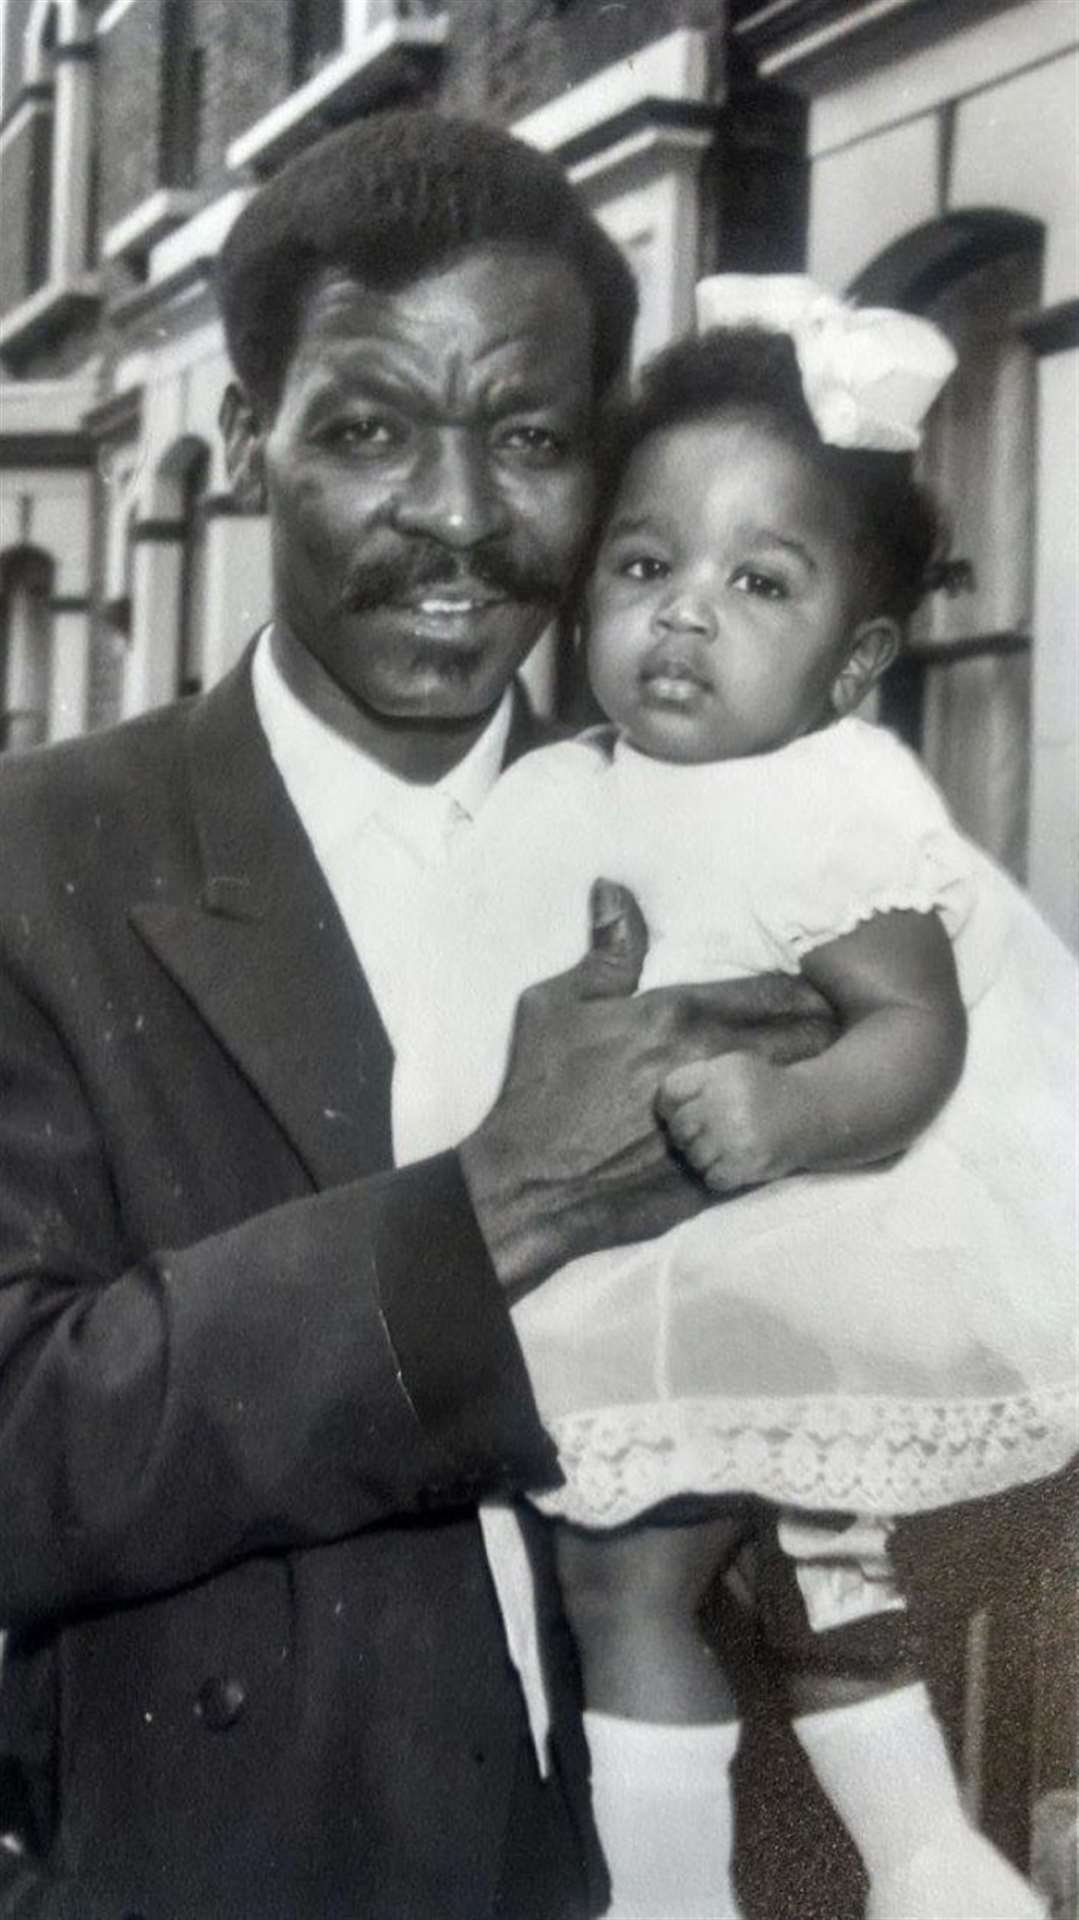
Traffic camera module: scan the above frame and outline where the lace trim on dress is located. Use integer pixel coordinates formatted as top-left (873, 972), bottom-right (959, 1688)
top-left (531, 1386), bottom-right (1078, 1528)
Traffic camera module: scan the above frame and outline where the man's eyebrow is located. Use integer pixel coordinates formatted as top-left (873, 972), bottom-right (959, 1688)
top-left (485, 368), bottom-right (568, 400)
top-left (297, 365), bottom-right (415, 409)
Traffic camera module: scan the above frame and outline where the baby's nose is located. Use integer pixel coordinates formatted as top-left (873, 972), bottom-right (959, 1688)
top-left (654, 590), bottom-right (718, 641)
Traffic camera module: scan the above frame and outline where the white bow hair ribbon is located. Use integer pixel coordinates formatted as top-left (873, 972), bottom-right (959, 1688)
top-left (694, 273), bottom-right (957, 453)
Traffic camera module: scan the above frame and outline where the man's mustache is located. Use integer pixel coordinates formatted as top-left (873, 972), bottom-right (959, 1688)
top-left (339, 543), bottom-right (565, 614)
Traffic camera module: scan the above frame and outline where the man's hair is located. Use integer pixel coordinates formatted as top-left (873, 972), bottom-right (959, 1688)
top-left (600, 327), bottom-right (946, 625)
top-left (217, 109), bottom-right (638, 413)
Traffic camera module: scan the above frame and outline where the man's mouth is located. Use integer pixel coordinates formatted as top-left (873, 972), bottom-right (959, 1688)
top-left (382, 576), bottom-right (515, 622)
top-left (340, 543), bottom-right (561, 619)
top-left (408, 592), bottom-right (506, 616)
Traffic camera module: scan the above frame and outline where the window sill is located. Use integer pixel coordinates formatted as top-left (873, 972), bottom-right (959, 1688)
top-left (0, 276), bottom-right (99, 367)
top-left (227, 9), bottom-right (448, 177)
top-left (103, 189), bottom-right (204, 265)
top-left (513, 27), bottom-right (708, 155)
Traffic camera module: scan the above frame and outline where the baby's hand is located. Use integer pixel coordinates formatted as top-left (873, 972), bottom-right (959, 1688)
top-left (656, 1052), bottom-right (803, 1193)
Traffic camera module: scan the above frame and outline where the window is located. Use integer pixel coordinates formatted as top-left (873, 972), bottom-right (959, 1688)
top-left (161, 0), bottom-right (205, 190)
top-left (858, 219), bottom-right (1044, 882)
top-left (178, 445), bottom-right (210, 697)
top-left (0, 0), bottom-right (99, 359)
top-left (25, 6), bottom-right (59, 295)
top-left (26, 96), bottom-right (55, 293)
top-left (290, 0), bottom-right (344, 88)
top-left (0, 548), bottom-right (54, 754)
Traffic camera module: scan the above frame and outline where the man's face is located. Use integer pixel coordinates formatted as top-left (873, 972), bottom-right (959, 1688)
top-left (254, 246), bottom-right (597, 741)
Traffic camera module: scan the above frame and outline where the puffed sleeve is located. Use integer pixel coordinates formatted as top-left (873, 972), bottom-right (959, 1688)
top-left (756, 717), bottom-right (980, 969)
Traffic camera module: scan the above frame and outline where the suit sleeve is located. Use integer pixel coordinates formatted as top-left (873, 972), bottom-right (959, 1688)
top-left (0, 964), bottom-right (560, 1628)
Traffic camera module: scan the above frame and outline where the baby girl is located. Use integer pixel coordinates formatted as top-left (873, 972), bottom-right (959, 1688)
top-left (394, 278), bottom-right (1075, 1918)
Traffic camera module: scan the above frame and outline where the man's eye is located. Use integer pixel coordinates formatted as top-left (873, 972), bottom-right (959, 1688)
top-left (500, 425), bottom-right (565, 459)
top-left (324, 418), bottom-right (397, 453)
top-left (731, 566), bottom-right (787, 600)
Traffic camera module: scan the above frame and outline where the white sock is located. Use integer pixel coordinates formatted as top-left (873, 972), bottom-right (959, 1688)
top-left (583, 1710), bottom-right (743, 1919)
top-left (794, 1683), bottom-right (964, 1879)
top-left (794, 1682), bottom-right (1046, 1917)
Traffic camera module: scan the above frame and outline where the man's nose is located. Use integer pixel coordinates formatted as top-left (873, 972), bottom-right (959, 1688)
top-left (392, 432), bottom-right (510, 548)
top-left (653, 587), bottom-right (718, 642)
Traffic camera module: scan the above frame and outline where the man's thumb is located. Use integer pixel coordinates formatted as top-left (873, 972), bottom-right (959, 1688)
top-left (582, 879), bottom-right (647, 995)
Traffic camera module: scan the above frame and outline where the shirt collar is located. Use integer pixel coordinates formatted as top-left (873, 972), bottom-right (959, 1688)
top-left (252, 627), bottom-right (513, 855)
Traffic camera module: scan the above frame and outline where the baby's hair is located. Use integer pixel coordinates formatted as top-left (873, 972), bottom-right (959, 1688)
top-left (599, 327), bottom-right (946, 625)
top-left (217, 109), bottom-right (637, 416)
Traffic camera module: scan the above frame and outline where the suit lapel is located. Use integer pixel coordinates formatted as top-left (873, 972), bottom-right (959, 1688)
top-left (132, 653), bottom-right (554, 1192)
top-left (132, 649), bottom-right (395, 1189)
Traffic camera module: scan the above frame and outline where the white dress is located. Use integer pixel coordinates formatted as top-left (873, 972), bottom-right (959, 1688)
top-left (393, 717), bottom-right (1078, 1528)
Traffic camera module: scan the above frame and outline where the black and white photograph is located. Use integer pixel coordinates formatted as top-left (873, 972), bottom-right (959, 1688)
top-left (0, 2), bottom-right (1076, 1915)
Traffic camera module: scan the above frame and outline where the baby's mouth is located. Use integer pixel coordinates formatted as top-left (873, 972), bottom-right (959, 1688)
top-left (639, 651), bottom-right (713, 703)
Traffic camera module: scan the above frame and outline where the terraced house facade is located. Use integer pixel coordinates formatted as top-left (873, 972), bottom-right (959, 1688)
top-left (2, 0), bottom-right (1075, 946)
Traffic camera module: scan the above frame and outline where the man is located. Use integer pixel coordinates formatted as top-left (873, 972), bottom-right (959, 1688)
top-left (0, 112), bottom-right (828, 1918)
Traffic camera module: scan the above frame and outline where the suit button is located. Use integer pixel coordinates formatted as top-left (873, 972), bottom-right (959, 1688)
top-left (195, 1675), bottom-right (247, 1731)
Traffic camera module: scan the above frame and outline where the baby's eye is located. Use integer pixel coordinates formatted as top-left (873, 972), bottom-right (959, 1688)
top-left (618, 554), bottom-right (669, 582)
top-left (730, 566), bottom-right (788, 601)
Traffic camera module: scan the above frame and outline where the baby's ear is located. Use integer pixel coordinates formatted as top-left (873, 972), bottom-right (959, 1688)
top-left (831, 617), bottom-right (900, 717)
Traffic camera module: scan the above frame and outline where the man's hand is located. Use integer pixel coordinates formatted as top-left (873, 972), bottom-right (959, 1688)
top-left (657, 1052), bottom-right (809, 1193)
top-left (458, 882), bottom-right (835, 1295)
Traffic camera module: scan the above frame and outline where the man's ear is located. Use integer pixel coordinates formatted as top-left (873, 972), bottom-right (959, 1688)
top-left (219, 382), bottom-right (268, 513)
top-left (831, 616), bottom-right (901, 717)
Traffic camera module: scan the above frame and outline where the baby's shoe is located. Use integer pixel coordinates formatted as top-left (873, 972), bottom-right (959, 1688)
top-left (867, 1826), bottom-right (1048, 1920)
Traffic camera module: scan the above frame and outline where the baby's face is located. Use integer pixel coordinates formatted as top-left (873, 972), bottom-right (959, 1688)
top-left (587, 413), bottom-right (868, 763)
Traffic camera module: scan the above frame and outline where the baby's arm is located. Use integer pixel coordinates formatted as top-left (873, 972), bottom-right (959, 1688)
top-left (656, 909), bottom-right (966, 1192)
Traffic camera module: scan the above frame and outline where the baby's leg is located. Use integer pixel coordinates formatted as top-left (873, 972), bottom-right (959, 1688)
top-left (557, 1514), bottom-right (746, 1918)
top-left (557, 1512), bottom-right (743, 1722)
top-left (764, 1512), bottom-right (1048, 1919)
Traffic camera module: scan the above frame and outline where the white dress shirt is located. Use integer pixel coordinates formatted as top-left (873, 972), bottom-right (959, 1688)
top-left (252, 628), bottom-right (551, 1770)
top-left (253, 628), bottom-right (512, 1050)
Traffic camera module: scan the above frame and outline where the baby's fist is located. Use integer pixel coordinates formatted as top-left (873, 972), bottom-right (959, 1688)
top-left (657, 1051), bottom-right (798, 1193)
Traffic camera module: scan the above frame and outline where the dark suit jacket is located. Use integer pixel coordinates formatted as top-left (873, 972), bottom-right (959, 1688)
top-left (0, 650), bottom-right (606, 1919)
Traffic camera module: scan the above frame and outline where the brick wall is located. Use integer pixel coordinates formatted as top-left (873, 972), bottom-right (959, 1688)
top-left (1, 0), bottom-right (37, 117)
top-left (2, 2), bottom-right (759, 384)
top-left (220, 0), bottom-right (292, 162)
top-left (97, 0), bottom-right (293, 232)
top-left (533, 0), bottom-right (727, 104)
top-left (98, 0), bottom-right (167, 235)
top-left (442, 0), bottom-right (729, 125)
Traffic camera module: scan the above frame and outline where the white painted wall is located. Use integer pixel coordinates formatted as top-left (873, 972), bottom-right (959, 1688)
top-left (950, 50), bottom-right (1079, 305)
top-left (0, 468), bottom-right (93, 743)
top-left (802, 11), bottom-right (1078, 944)
top-left (1027, 348), bottom-right (1079, 950)
top-left (202, 513), bottom-right (272, 685)
top-left (808, 0), bottom-right (1077, 157)
top-left (0, 468), bottom-right (91, 597)
top-left (810, 114), bottom-right (938, 296)
top-left (116, 301), bottom-right (272, 716)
